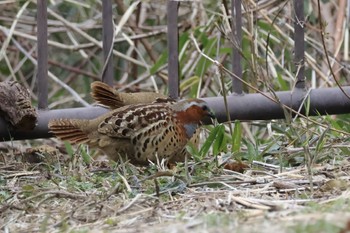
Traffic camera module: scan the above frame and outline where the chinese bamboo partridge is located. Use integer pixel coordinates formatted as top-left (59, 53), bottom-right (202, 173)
top-left (90, 81), bottom-right (201, 163)
top-left (91, 81), bottom-right (171, 109)
top-left (48, 98), bottom-right (214, 165)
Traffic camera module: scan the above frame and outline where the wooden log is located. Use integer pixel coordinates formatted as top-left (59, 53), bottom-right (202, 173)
top-left (0, 80), bottom-right (37, 130)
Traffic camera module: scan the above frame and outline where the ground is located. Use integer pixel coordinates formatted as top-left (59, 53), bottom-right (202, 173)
top-left (2, 139), bottom-right (350, 233)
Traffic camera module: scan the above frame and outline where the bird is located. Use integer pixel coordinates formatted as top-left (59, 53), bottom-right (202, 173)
top-left (91, 81), bottom-right (171, 109)
top-left (90, 81), bottom-right (201, 163)
top-left (48, 98), bottom-right (214, 165)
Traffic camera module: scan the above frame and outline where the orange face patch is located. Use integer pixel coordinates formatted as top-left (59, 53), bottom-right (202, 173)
top-left (176, 105), bottom-right (207, 124)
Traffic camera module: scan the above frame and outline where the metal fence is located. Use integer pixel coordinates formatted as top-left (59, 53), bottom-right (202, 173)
top-left (1, 0), bottom-right (350, 141)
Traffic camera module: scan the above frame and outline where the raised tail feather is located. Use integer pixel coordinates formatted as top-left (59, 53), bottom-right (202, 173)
top-left (91, 81), bottom-right (124, 109)
top-left (48, 119), bottom-right (90, 144)
top-left (91, 81), bottom-right (171, 109)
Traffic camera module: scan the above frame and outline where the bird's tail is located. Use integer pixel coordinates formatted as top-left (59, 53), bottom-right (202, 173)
top-left (91, 81), bottom-right (173, 109)
top-left (48, 119), bottom-right (90, 144)
top-left (91, 81), bottom-right (123, 109)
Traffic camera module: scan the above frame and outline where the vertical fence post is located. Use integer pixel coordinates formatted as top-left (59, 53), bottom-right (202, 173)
top-left (167, 0), bottom-right (179, 99)
top-left (37, 0), bottom-right (48, 109)
top-left (231, 0), bottom-right (243, 94)
top-left (294, 0), bottom-right (305, 89)
top-left (102, 0), bottom-right (114, 85)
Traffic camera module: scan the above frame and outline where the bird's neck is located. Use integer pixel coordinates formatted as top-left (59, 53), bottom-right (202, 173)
top-left (175, 108), bottom-right (202, 138)
top-left (183, 123), bottom-right (198, 138)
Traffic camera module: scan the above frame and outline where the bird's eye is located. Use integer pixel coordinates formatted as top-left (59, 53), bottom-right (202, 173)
top-left (201, 105), bottom-right (209, 111)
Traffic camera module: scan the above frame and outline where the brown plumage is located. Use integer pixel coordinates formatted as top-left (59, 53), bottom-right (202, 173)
top-left (91, 81), bottom-right (170, 109)
top-left (49, 98), bottom-right (214, 165)
top-left (90, 81), bottom-right (201, 163)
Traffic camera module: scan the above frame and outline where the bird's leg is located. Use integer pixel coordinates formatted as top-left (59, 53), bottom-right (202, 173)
top-left (154, 178), bottom-right (160, 197)
top-left (185, 153), bottom-right (191, 185)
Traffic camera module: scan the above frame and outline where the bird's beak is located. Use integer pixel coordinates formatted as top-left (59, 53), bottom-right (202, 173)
top-left (207, 109), bottom-right (216, 119)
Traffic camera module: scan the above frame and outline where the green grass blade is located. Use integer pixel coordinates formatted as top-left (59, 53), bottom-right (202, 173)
top-left (64, 141), bottom-right (75, 159)
top-left (199, 125), bottom-right (220, 157)
top-left (315, 126), bottom-right (329, 154)
top-left (232, 121), bottom-right (242, 153)
top-left (213, 124), bottom-right (225, 155)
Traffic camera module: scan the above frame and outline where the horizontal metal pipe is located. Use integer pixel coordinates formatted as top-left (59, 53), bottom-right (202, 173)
top-left (1, 87), bottom-right (350, 141)
top-left (209, 87), bottom-right (350, 122)
top-left (0, 107), bottom-right (109, 141)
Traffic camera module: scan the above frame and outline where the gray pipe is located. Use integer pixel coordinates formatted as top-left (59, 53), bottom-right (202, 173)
top-left (1, 87), bottom-right (350, 141)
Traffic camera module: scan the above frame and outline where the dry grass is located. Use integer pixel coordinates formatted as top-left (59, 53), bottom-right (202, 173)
top-left (2, 140), bottom-right (350, 233)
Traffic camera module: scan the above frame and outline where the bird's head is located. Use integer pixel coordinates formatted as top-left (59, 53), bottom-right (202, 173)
top-left (172, 99), bottom-right (215, 124)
